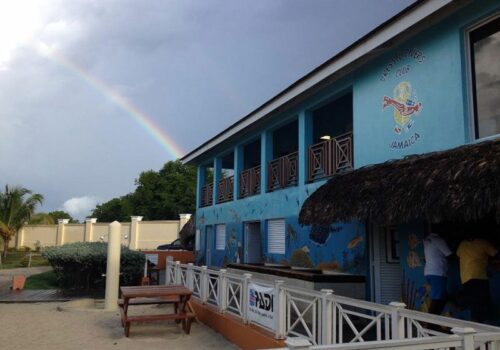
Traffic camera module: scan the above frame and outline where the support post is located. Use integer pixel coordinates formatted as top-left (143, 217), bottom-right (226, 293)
top-left (242, 273), bottom-right (252, 324)
top-left (16, 227), bottom-right (25, 249)
top-left (320, 289), bottom-right (334, 344)
top-left (298, 110), bottom-right (312, 186)
top-left (129, 216), bottom-right (142, 250)
top-left (175, 261), bottom-right (182, 284)
top-left (84, 218), bottom-right (97, 242)
top-left (260, 130), bottom-right (272, 193)
top-left (213, 157), bottom-right (222, 204)
top-left (104, 221), bottom-right (121, 310)
top-left (275, 280), bottom-right (286, 339)
top-left (389, 302), bottom-right (407, 340)
top-left (201, 266), bottom-right (209, 303)
top-left (219, 269), bottom-right (227, 313)
top-left (233, 145), bottom-right (243, 200)
top-left (196, 166), bottom-right (206, 208)
top-left (56, 219), bottom-right (70, 246)
top-left (187, 263), bottom-right (194, 290)
top-left (451, 327), bottom-right (476, 350)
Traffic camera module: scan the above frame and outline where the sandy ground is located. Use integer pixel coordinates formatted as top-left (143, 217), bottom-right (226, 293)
top-left (0, 301), bottom-right (239, 350)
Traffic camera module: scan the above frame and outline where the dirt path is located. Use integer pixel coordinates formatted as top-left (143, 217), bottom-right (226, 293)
top-left (0, 302), bottom-right (239, 350)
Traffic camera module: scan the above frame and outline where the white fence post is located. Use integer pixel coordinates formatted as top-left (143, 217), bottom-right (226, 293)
top-left (242, 273), bottom-right (252, 324)
top-left (275, 280), bottom-right (286, 339)
top-left (389, 302), bottom-right (407, 340)
top-left (452, 327), bottom-right (476, 350)
top-left (320, 289), bottom-right (334, 344)
top-left (187, 263), bottom-right (194, 290)
top-left (219, 268), bottom-right (227, 313)
top-left (201, 266), bottom-right (209, 304)
top-left (175, 261), bottom-right (181, 284)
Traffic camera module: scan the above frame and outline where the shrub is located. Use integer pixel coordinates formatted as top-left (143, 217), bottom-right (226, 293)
top-left (42, 242), bottom-right (145, 290)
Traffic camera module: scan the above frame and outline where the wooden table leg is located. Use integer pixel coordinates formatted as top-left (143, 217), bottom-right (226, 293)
top-left (123, 297), bottom-right (130, 337)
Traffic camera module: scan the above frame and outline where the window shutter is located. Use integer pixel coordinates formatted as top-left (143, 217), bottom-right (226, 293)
top-left (215, 224), bottom-right (226, 250)
top-left (267, 219), bottom-right (285, 254)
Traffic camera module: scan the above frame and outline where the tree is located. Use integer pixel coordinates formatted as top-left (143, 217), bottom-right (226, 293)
top-left (90, 160), bottom-right (199, 222)
top-left (47, 210), bottom-right (77, 223)
top-left (0, 185), bottom-right (44, 258)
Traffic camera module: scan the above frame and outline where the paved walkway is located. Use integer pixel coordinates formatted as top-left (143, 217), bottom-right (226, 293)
top-left (0, 266), bottom-right (52, 293)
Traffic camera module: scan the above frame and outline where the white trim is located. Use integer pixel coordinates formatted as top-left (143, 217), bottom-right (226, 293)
top-left (182, 0), bottom-right (454, 163)
top-left (464, 11), bottom-right (500, 142)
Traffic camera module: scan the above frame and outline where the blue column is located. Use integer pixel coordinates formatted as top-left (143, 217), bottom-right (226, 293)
top-left (233, 146), bottom-right (243, 200)
top-left (261, 130), bottom-right (273, 193)
top-left (213, 157), bottom-right (222, 204)
top-left (298, 110), bottom-right (312, 187)
top-left (196, 166), bottom-right (205, 208)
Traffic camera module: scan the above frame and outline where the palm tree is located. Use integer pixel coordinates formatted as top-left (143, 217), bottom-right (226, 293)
top-left (0, 185), bottom-right (44, 258)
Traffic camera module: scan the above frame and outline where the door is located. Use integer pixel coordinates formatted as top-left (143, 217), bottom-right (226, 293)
top-left (244, 222), bottom-right (262, 263)
top-left (205, 225), bottom-right (213, 266)
top-left (370, 226), bottom-right (401, 305)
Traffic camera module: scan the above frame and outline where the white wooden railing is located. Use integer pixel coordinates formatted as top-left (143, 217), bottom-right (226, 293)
top-left (166, 261), bottom-right (500, 350)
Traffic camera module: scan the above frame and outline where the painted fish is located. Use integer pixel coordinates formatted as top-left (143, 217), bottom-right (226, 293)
top-left (347, 236), bottom-right (364, 249)
top-left (406, 250), bottom-right (422, 268)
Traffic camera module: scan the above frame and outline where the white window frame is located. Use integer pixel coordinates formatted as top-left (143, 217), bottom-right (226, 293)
top-left (267, 219), bottom-right (286, 254)
top-left (464, 11), bottom-right (500, 141)
top-left (215, 224), bottom-right (226, 250)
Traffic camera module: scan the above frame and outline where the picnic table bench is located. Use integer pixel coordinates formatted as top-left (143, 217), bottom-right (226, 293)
top-left (119, 285), bottom-right (195, 337)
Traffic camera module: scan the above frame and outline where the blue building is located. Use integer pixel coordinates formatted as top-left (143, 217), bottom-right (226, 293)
top-left (181, 0), bottom-right (500, 319)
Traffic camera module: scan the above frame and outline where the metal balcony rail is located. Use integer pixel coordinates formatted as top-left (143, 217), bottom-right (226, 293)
top-left (239, 165), bottom-right (261, 198)
top-left (217, 176), bottom-right (234, 203)
top-left (200, 183), bottom-right (213, 207)
top-left (268, 151), bottom-right (298, 192)
top-left (166, 261), bottom-right (500, 350)
top-left (308, 132), bottom-right (353, 182)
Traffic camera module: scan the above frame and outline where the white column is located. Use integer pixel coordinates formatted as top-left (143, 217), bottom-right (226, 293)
top-left (389, 302), bottom-right (407, 340)
top-left (105, 221), bottom-right (121, 310)
top-left (129, 216), bottom-right (143, 250)
top-left (178, 213), bottom-right (192, 233)
top-left (56, 219), bottom-right (70, 246)
top-left (84, 218), bottom-right (97, 242)
top-left (16, 227), bottom-right (25, 249)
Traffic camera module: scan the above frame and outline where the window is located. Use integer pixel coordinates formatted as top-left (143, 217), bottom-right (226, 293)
top-left (470, 15), bottom-right (500, 139)
top-left (215, 224), bottom-right (226, 250)
top-left (385, 227), bottom-right (400, 263)
top-left (267, 219), bottom-right (285, 254)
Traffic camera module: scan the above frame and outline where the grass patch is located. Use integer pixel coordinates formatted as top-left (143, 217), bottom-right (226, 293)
top-left (0, 251), bottom-right (50, 269)
top-left (25, 270), bottom-right (58, 289)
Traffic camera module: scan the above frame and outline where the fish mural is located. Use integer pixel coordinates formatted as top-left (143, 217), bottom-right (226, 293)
top-left (290, 245), bottom-right (314, 268)
top-left (347, 235), bottom-right (364, 249)
top-left (309, 225), bottom-right (333, 245)
top-left (408, 233), bottom-right (420, 249)
top-left (407, 250), bottom-right (422, 268)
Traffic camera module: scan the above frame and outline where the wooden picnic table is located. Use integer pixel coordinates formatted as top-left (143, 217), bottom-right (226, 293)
top-left (119, 285), bottom-right (195, 337)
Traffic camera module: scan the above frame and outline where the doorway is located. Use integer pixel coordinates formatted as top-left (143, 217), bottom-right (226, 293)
top-left (244, 222), bottom-right (262, 263)
top-left (370, 226), bottom-right (401, 305)
top-left (205, 225), bottom-right (213, 266)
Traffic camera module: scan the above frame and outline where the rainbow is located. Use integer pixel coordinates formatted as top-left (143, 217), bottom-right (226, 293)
top-left (45, 49), bottom-right (184, 159)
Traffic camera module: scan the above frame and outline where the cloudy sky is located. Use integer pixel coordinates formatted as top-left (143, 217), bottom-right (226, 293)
top-left (0, 0), bottom-right (414, 220)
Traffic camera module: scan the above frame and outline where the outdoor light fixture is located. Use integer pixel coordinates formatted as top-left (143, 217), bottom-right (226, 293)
top-left (320, 135), bottom-right (331, 140)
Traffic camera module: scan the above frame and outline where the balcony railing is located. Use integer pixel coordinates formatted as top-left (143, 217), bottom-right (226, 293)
top-left (200, 182), bottom-right (213, 207)
top-left (267, 151), bottom-right (298, 192)
top-left (217, 176), bottom-right (234, 203)
top-left (239, 165), bottom-right (261, 198)
top-left (308, 132), bottom-right (353, 182)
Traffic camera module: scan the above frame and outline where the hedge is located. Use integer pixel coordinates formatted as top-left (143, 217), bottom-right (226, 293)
top-left (42, 242), bottom-right (145, 290)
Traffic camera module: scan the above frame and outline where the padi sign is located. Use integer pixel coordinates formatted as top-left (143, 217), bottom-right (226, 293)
top-left (248, 283), bottom-right (275, 330)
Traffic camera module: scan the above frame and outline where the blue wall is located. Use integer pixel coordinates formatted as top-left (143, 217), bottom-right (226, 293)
top-left (193, 0), bottom-right (500, 321)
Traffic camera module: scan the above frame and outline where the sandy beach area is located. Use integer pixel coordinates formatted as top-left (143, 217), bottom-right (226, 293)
top-left (0, 301), bottom-right (239, 350)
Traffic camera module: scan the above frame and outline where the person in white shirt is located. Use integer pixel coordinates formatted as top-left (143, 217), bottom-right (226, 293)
top-left (423, 229), bottom-right (453, 315)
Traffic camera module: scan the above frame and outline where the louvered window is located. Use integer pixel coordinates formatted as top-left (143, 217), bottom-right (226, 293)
top-left (267, 219), bottom-right (285, 254)
top-left (215, 224), bottom-right (226, 250)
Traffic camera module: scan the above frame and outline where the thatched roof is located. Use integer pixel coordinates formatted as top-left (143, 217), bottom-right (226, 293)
top-left (299, 139), bottom-right (500, 226)
top-left (179, 216), bottom-right (195, 248)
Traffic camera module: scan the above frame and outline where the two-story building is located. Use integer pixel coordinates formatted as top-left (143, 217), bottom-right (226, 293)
top-left (181, 0), bottom-right (500, 320)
